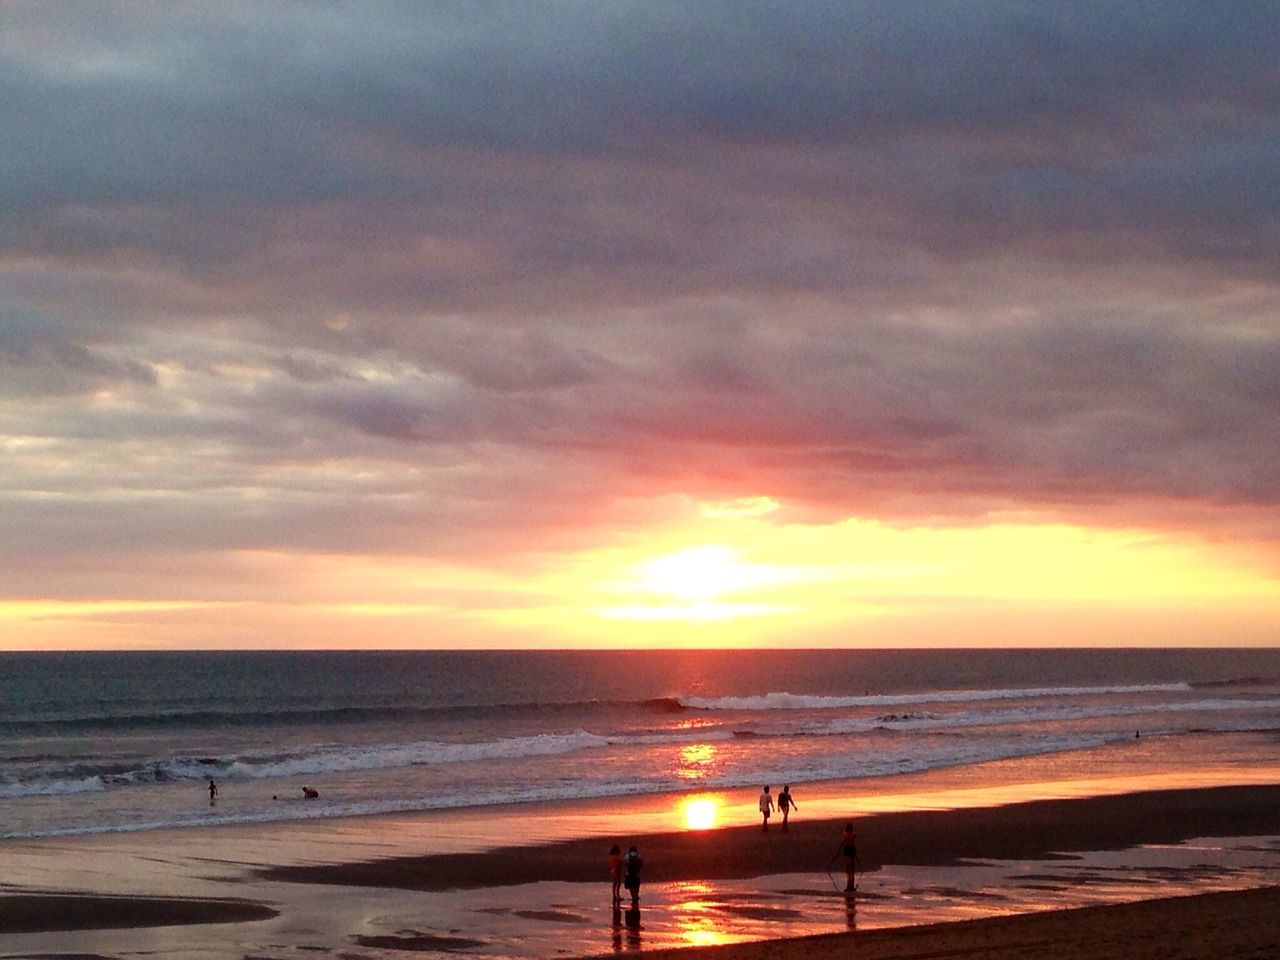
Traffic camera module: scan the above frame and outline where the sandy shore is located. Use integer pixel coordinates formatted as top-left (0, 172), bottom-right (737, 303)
top-left (633, 886), bottom-right (1280, 960)
top-left (258, 783), bottom-right (1280, 891)
top-left (3, 783), bottom-right (1279, 956)
top-left (0, 894), bottom-right (276, 935)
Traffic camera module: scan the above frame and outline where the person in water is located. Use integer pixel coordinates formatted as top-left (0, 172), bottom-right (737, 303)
top-left (208, 779), bottom-right (218, 803)
top-left (302, 786), bottom-right (319, 799)
top-left (758, 785), bottom-right (774, 831)
top-left (778, 784), bottom-right (797, 831)
top-left (608, 844), bottom-right (623, 905)
top-left (622, 845), bottom-right (644, 906)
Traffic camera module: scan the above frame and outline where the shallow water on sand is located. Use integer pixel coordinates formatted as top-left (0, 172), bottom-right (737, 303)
top-left (5, 834), bottom-right (1279, 959)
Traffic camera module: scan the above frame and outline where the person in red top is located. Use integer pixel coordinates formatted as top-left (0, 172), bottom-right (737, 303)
top-left (608, 844), bottom-right (623, 905)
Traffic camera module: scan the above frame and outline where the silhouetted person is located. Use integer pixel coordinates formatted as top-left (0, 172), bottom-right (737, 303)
top-left (622, 845), bottom-right (644, 907)
top-left (834, 821), bottom-right (858, 892)
top-left (208, 779), bottom-right (218, 804)
top-left (778, 784), bottom-right (796, 831)
top-left (609, 844), bottom-right (623, 905)
top-left (758, 785), bottom-right (773, 831)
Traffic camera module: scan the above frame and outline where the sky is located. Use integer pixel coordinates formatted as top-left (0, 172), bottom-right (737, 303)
top-left (3, 2), bottom-right (1279, 650)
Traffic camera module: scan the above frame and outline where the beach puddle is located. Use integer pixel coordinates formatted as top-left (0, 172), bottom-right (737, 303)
top-left (342, 834), bottom-right (1280, 958)
top-left (3, 834), bottom-right (1279, 959)
top-left (353, 931), bottom-right (488, 951)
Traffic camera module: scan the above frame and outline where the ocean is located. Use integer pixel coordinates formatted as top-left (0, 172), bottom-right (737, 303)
top-left (2, 648), bottom-right (1279, 839)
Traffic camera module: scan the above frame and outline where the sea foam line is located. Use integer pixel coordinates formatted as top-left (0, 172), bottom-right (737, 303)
top-left (680, 683), bottom-right (1194, 711)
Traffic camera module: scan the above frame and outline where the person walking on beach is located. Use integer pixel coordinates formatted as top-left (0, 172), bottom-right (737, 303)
top-left (758, 785), bottom-right (774, 831)
top-left (208, 779), bottom-right (218, 804)
top-left (609, 844), bottom-right (623, 905)
top-left (833, 821), bottom-right (859, 892)
top-left (622, 845), bottom-right (644, 907)
top-left (778, 785), bottom-right (796, 831)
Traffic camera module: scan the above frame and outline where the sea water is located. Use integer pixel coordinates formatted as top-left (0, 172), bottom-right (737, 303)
top-left (2, 648), bottom-right (1279, 838)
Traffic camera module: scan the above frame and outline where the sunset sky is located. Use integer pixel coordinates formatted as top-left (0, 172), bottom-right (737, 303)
top-left (3, 3), bottom-right (1279, 649)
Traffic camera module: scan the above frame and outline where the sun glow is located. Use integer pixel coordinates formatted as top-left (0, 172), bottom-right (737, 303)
top-left (682, 797), bottom-right (720, 830)
top-left (635, 546), bottom-right (755, 602)
top-left (7, 496), bottom-right (1280, 649)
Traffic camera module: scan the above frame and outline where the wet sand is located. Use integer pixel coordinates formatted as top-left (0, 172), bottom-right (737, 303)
top-left (636, 886), bottom-right (1280, 960)
top-left (2, 783), bottom-right (1279, 957)
top-left (258, 783), bottom-right (1280, 891)
top-left (0, 894), bottom-right (276, 934)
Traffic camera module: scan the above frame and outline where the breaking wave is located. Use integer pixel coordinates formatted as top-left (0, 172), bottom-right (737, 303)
top-left (679, 683), bottom-right (1194, 711)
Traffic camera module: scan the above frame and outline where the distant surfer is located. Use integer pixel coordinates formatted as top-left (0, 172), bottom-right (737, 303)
top-left (208, 779), bottom-right (218, 805)
top-left (778, 784), bottom-right (796, 831)
top-left (302, 786), bottom-right (319, 799)
top-left (758, 785), bottom-right (774, 831)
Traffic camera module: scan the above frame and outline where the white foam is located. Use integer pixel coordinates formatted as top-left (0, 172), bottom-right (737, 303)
top-left (681, 683), bottom-right (1194, 711)
top-left (219, 730), bottom-right (613, 780)
top-left (812, 697), bottom-right (1280, 736)
top-left (0, 775), bottom-right (106, 798)
top-left (0, 729), bottom-right (1121, 839)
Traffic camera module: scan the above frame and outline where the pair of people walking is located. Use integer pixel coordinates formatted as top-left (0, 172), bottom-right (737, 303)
top-left (609, 844), bottom-right (644, 907)
top-left (758, 784), bottom-right (797, 831)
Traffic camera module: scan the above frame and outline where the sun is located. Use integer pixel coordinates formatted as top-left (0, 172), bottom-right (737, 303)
top-left (683, 797), bottom-right (719, 830)
top-left (592, 543), bottom-right (806, 624)
top-left (638, 546), bottom-right (743, 602)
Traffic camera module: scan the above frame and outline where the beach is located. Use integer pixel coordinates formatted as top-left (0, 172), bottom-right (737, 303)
top-left (5, 651), bottom-right (1280, 956)
top-left (3, 780), bottom-right (1279, 958)
top-left (642, 888), bottom-right (1280, 960)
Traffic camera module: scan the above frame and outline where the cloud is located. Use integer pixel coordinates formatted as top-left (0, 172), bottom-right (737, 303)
top-left (2, 1), bottom-right (1280, 605)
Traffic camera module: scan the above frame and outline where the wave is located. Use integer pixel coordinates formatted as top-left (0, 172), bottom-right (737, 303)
top-left (1, 728), bottom-right (1126, 838)
top-left (0, 725), bottom-right (740, 797)
top-left (679, 683), bottom-right (1193, 711)
top-left (1190, 676), bottom-right (1278, 690)
top-left (10, 693), bottom-right (1275, 800)
top-left (0, 696), bottom-right (687, 734)
top-left (3, 680), bottom-right (1236, 734)
top-left (820, 697), bottom-right (1280, 736)
top-left (0, 775), bottom-right (106, 798)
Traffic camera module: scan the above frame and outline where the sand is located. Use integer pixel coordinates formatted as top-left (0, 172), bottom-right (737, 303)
top-left (3, 783), bottom-right (1280, 957)
top-left (0, 894), bottom-right (277, 934)
top-left (258, 783), bottom-right (1280, 891)
top-left (637, 887), bottom-right (1280, 960)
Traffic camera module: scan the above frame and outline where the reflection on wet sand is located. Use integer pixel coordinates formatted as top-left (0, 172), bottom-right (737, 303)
top-left (625, 904), bottom-right (643, 949)
top-left (671, 880), bottom-right (741, 949)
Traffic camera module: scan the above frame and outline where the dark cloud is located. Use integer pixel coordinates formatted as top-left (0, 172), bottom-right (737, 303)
top-left (2, 1), bottom-right (1280, 593)
top-left (2, 2), bottom-right (1276, 276)
top-left (0, 312), bottom-right (157, 396)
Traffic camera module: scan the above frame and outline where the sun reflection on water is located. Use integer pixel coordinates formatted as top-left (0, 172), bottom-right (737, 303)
top-left (670, 880), bottom-right (738, 948)
top-left (680, 924), bottom-right (734, 948)
top-left (676, 743), bottom-right (719, 780)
